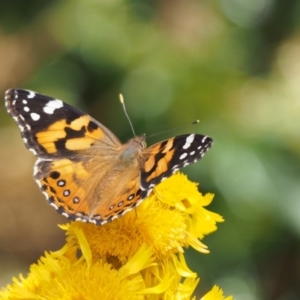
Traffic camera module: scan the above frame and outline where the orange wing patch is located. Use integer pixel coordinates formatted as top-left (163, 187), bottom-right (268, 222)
top-left (35, 119), bottom-right (68, 153)
top-left (144, 139), bottom-right (175, 182)
top-left (36, 116), bottom-right (104, 154)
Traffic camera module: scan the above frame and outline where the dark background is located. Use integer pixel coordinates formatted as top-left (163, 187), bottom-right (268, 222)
top-left (1, 0), bottom-right (300, 299)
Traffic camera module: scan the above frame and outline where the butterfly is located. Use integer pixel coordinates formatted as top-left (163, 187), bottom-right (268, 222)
top-left (5, 89), bottom-right (213, 225)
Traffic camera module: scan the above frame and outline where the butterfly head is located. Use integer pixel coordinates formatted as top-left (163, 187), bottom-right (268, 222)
top-left (135, 133), bottom-right (146, 149)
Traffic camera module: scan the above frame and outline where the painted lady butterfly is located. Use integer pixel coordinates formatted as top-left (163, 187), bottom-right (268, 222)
top-left (5, 89), bottom-right (213, 225)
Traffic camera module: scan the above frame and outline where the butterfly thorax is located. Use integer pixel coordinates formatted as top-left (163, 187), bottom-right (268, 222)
top-left (119, 135), bottom-right (146, 165)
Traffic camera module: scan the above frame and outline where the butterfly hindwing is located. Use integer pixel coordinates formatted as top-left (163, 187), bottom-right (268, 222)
top-left (92, 178), bottom-right (144, 224)
top-left (140, 134), bottom-right (213, 190)
top-left (35, 157), bottom-right (144, 225)
top-left (34, 158), bottom-right (92, 221)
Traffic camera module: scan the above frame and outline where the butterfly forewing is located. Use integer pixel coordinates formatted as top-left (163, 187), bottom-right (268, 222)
top-left (5, 88), bottom-right (213, 226)
top-left (5, 89), bottom-right (121, 158)
top-left (140, 134), bottom-right (213, 189)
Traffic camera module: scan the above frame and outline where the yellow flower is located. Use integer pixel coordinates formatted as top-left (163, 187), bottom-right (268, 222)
top-left (0, 173), bottom-right (231, 299)
top-left (62, 173), bottom-right (223, 264)
top-left (1, 245), bottom-right (152, 300)
top-left (200, 286), bottom-right (233, 300)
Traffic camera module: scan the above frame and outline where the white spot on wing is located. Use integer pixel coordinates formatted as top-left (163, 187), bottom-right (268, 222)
top-left (62, 212), bottom-right (70, 218)
top-left (27, 91), bottom-right (36, 99)
top-left (63, 190), bottom-right (70, 196)
top-left (58, 180), bottom-right (65, 187)
top-left (30, 112), bottom-right (40, 121)
top-left (13, 115), bottom-right (21, 125)
top-left (18, 124), bottom-right (25, 131)
top-left (22, 100), bottom-right (28, 104)
top-left (43, 99), bottom-right (63, 114)
top-left (29, 148), bottom-right (37, 155)
top-left (35, 179), bottom-right (42, 188)
top-left (42, 191), bottom-right (49, 200)
top-left (183, 134), bottom-right (195, 150)
top-left (201, 136), bottom-right (207, 143)
top-left (50, 202), bottom-right (59, 209)
top-left (33, 159), bottom-right (40, 177)
top-left (24, 106), bottom-right (30, 112)
top-left (121, 207), bottom-right (133, 215)
top-left (179, 153), bottom-right (188, 160)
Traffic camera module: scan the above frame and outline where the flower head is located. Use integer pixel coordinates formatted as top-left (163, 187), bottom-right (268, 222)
top-left (0, 173), bottom-right (231, 299)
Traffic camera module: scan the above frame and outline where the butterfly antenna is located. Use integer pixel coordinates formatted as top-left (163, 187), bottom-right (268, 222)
top-left (147, 120), bottom-right (200, 139)
top-left (119, 94), bottom-right (136, 136)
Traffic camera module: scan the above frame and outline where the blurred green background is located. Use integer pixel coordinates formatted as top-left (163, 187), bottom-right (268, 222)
top-left (1, 0), bottom-right (300, 299)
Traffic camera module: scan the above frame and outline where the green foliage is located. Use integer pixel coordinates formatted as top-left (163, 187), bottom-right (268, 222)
top-left (1, 0), bottom-right (300, 299)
